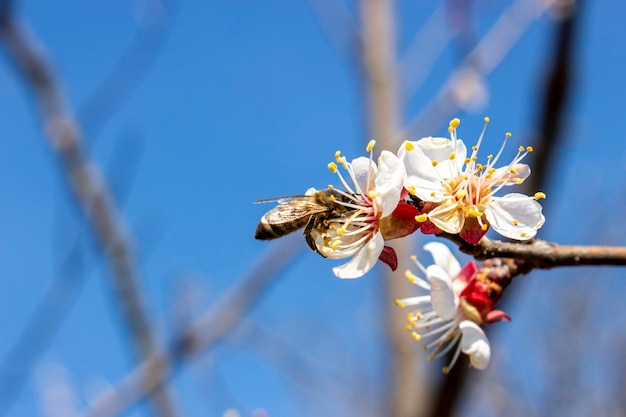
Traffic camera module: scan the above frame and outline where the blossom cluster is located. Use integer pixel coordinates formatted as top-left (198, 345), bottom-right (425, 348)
top-left (308, 117), bottom-right (545, 279)
top-left (256, 117), bottom-right (545, 371)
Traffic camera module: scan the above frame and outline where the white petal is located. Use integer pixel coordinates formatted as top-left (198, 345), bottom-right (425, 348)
top-left (426, 201), bottom-right (465, 234)
top-left (426, 265), bottom-right (458, 320)
top-left (485, 193), bottom-right (545, 240)
top-left (375, 151), bottom-right (405, 217)
top-left (423, 242), bottom-right (461, 279)
top-left (350, 156), bottom-right (377, 194)
top-left (492, 163), bottom-right (531, 184)
top-left (398, 143), bottom-right (444, 202)
top-left (415, 136), bottom-right (467, 176)
top-left (333, 232), bottom-right (384, 279)
top-left (459, 321), bottom-right (490, 370)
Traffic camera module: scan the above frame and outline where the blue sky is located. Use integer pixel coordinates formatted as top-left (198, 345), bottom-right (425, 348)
top-left (1, 1), bottom-right (626, 416)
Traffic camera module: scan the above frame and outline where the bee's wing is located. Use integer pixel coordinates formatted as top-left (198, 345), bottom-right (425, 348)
top-left (261, 199), bottom-right (328, 224)
top-left (253, 195), bottom-right (309, 204)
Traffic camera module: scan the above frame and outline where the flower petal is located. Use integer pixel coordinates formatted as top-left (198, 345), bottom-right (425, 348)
top-left (398, 143), bottom-right (444, 202)
top-left (485, 193), bottom-right (545, 240)
top-left (375, 151), bottom-right (405, 217)
top-left (423, 242), bottom-right (461, 279)
top-left (492, 163), bottom-right (531, 184)
top-left (426, 201), bottom-right (465, 234)
top-left (350, 156), bottom-right (377, 194)
top-left (415, 136), bottom-right (467, 176)
top-left (459, 321), bottom-right (490, 370)
top-left (333, 232), bottom-right (384, 279)
top-left (426, 264), bottom-right (458, 320)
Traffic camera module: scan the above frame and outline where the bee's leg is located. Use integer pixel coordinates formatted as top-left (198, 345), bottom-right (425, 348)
top-left (303, 215), bottom-right (327, 257)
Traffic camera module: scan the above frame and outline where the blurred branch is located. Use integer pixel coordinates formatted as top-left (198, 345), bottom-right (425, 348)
top-left (308, 0), bottom-right (361, 63)
top-left (0, 6), bottom-right (179, 417)
top-left (77, 234), bottom-right (305, 417)
top-left (398, 0), bottom-right (556, 141)
top-left (358, 1), bottom-right (429, 417)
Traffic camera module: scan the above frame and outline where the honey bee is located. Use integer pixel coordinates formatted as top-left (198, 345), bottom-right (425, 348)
top-left (254, 188), bottom-right (352, 252)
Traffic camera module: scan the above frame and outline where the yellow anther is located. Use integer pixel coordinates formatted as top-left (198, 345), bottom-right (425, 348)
top-left (328, 162), bottom-right (338, 173)
top-left (430, 191), bottom-right (436, 197)
top-left (520, 232), bottom-right (528, 238)
top-left (515, 178), bottom-right (523, 184)
top-left (329, 195), bottom-right (336, 202)
top-left (471, 156), bottom-right (477, 162)
top-left (328, 224), bottom-right (335, 230)
top-left (412, 332), bottom-right (421, 341)
top-left (407, 185), bottom-right (416, 196)
top-left (334, 150), bottom-right (341, 162)
top-left (448, 118), bottom-right (461, 131)
top-left (404, 270), bottom-right (417, 284)
top-left (481, 224), bottom-right (488, 231)
top-left (416, 312), bottom-right (422, 320)
top-left (415, 214), bottom-right (428, 223)
top-left (405, 324), bottom-right (412, 331)
top-left (336, 227), bottom-right (346, 236)
top-left (472, 145), bottom-right (478, 151)
top-left (506, 132), bottom-right (512, 138)
top-left (404, 141), bottom-right (415, 151)
top-left (512, 220), bottom-right (519, 226)
top-left (455, 189), bottom-right (467, 200)
top-left (534, 191), bottom-right (546, 200)
top-left (468, 208), bottom-right (482, 218)
top-left (449, 152), bottom-right (456, 160)
top-left (484, 116), bottom-right (490, 124)
top-left (407, 312), bottom-right (415, 320)
top-left (463, 175), bottom-right (468, 180)
top-left (410, 255), bottom-right (417, 261)
top-left (328, 184), bottom-right (333, 189)
top-left (476, 163), bottom-right (483, 171)
top-left (331, 240), bottom-right (341, 250)
top-left (368, 190), bottom-right (379, 200)
top-left (432, 160), bottom-right (439, 167)
top-left (526, 146), bottom-right (534, 152)
top-left (395, 299), bottom-right (405, 308)
top-left (487, 154), bottom-right (493, 159)
top-left (509, 168), bottom-right (518, 174)
top-left (323, 220), bottom-right (329, 227)
top-left (423, 346), bottom-right (428, 351)
top-left (449, 331), bottom-right (457, 338)
top-left (518, 146), bottom-right (525, 152)
top-left (464, 158), bottom-right (471, 164)
top-left (442, 367), bottom-right (450, 375)
top-left (366, 139), bottom-right (376, 152)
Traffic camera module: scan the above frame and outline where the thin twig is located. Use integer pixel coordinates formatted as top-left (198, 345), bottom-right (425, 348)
top-left (442, 235), bottom-right (626, 270)
top-left (0, 8), bottom-right (179, 417)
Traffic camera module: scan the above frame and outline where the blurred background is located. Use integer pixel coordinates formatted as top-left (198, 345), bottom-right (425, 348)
top-left (1, 0), bottom-right (626, 416)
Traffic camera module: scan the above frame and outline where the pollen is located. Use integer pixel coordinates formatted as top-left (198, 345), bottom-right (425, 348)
top-left (464, 157), bottom-right (471, 164)
top-left (412, 332), bottom-right (421, 341)
top-left (410, 255), bottom-right (417, 261)
top-left (331, 240), bottom-right (341, 250)
top-left (407, 185), bottom-right (416, 196)
top-left (449, 152), bottom-right (456, 160)
top-left (334, 151), bottom-right (341, 162)
top-left (329, 195), bottom-right (336, 202)
top-left (481, 224), bottom-right (488, 231)
top-left (512, 219), bottom-right (519, 226)
top-left (484, 116), bottom-right (490, 124)
top-left (337, 227), bottom-right (346, 236)
top-left (534, 191), bottom-right (547, 200)
top-left (510, 168), bottom-right (518, 174)
top-left (506, 132), bottom-right (512, 138)
top-left (455, 189), bottom-right (467, 200)
top-left (515, 178), bottom-right (523, 184)
top-left (404, 141), bottom-right (415, 151)
top-left (448, 118), bottom-right (461, 131)
top-left (527, 146), bottom-right (534, 152)
top-left (405, 324), bottom-right (412, 331)
top-left (518, 146), bottom-right (525, 152)
top-left (415, 214), bottom-right (428, 223)
top-left (368, 190), bottom-right (379, 199)
top-left (328, 162), bottom-right (338, 173)
top-left (468, 208), bottom-right (482, 218)
top-left (432, 160), bottom-right (439, 167)
top-left (366, 139), bottom-right (376, 152)
top-left (404, 270), bottom-right (417, 284)
top-left (472, 145), bottom-right (478, 151)
top-left (395, 299), bottom-right (405, 308)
